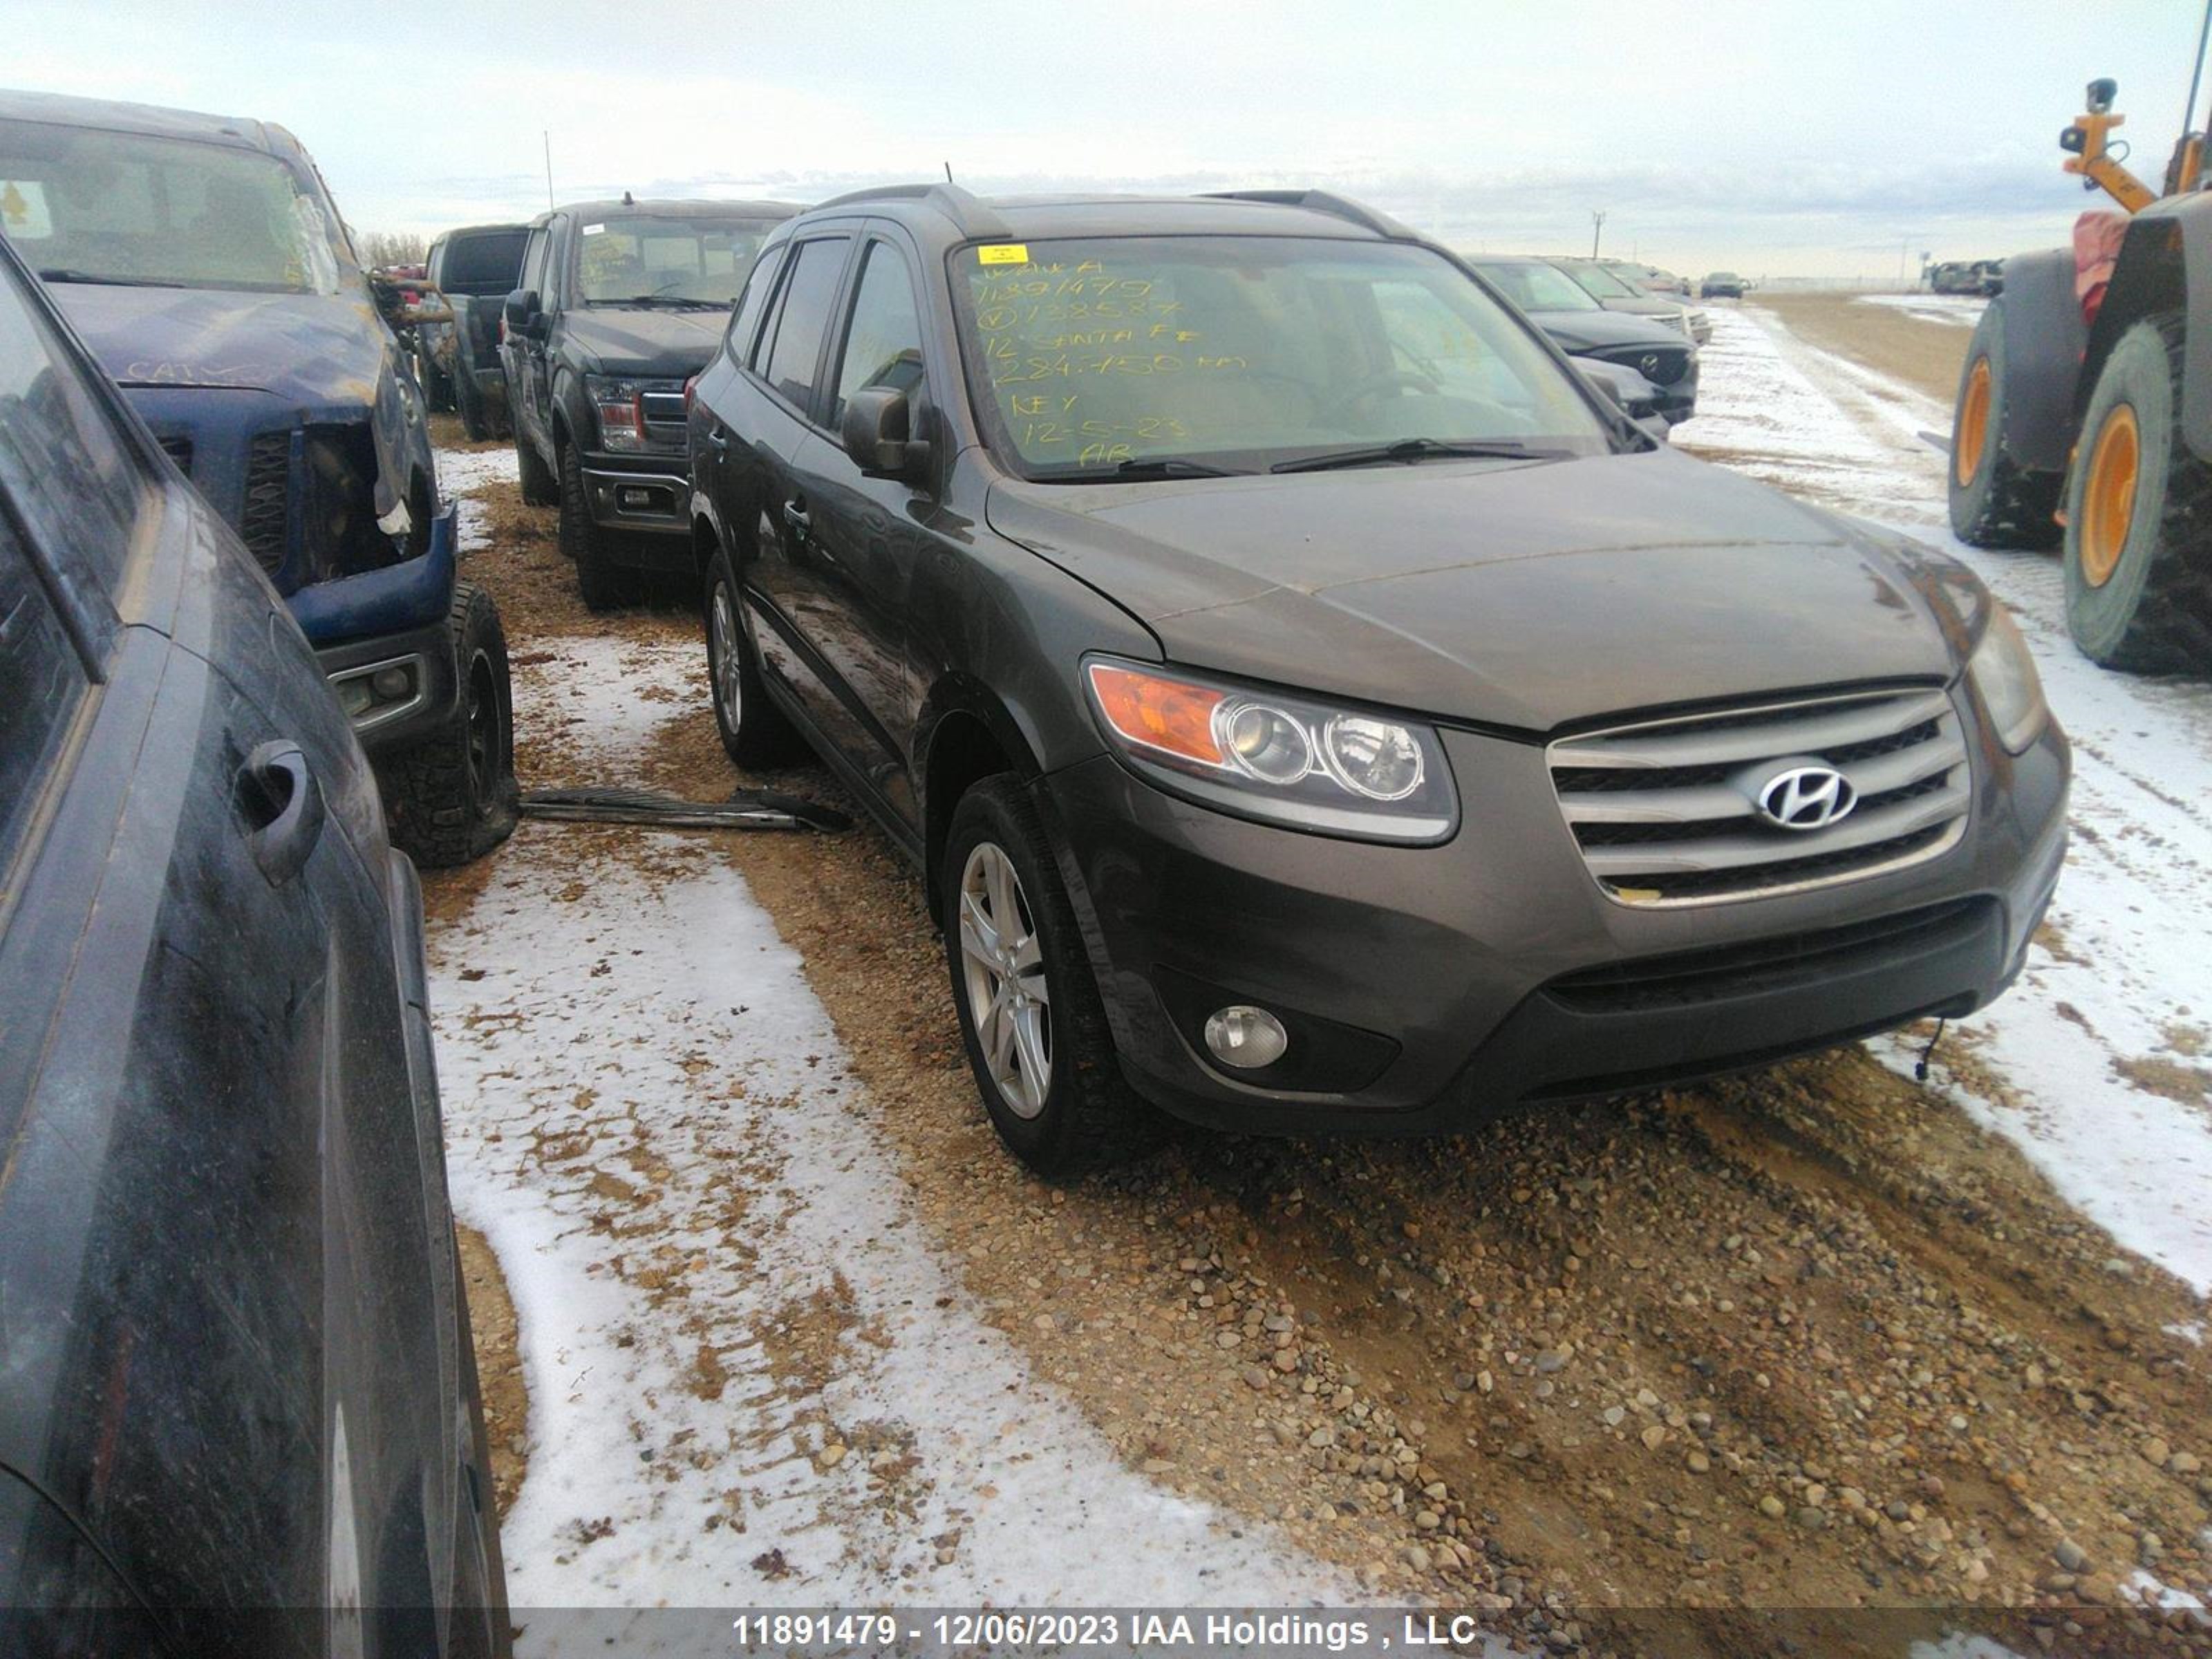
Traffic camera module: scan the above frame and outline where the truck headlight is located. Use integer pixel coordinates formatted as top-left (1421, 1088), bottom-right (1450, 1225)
top-left (584, 373), bottom-right (644, 451)
top-left (1082, 657), bottom-right (1457, 843)
top-left (1967, 605), bottom-right (2047, 753)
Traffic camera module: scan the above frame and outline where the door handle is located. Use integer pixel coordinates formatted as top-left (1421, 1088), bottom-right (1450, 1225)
top-left (235, 740), bottom-right (326, 886)
top-left (781, 500), bottom-right (811, 536)
top-left (708, 428), bottom-right (731, 453)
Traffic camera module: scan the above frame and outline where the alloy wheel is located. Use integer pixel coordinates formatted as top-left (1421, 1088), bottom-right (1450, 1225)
top-left (711, 583), bottom-right (744, 729)
top-left (957, 841), bottom-right (1051, 1118)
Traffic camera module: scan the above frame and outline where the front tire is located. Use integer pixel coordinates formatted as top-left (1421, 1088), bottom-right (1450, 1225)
top-left (702, 543), bottom-right (806, 767)
top-left (559, 440), bottom-right (637, 612)
top-left (1949, 301), bottom-right (2064, 550)
top-left (941, 778), bottom-right (1161, 1179)
top-left (381, 582), bottom-right (519, 870)
top-left (2063, 312), bottom-right (2212, 672)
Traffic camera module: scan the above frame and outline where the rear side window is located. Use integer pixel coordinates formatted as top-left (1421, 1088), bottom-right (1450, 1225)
top-left (725, 243), bottom-right (785, 365)
top-left (830, 242), bottom-right (925, 427)
top-left (0, 511), bottom-right (91, 897)
top-left (758, 238), bottom-right (849, 410)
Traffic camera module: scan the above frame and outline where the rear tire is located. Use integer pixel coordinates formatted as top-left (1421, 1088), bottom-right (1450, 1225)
top-left (514, 427), bottom-right (556, 507)
top-left (381, 582), bottom-right (519, 870)
top-left (702, 543), bottom-right (807, 767)
top-left (2063, 312), bottom-right (2212, 672)
top-left (1949, 301), bottom-right (2064, 550)
top-left (560, 440), bottom-right (637, 612)
top-left (941, 777), bottom-right (1164, 1179)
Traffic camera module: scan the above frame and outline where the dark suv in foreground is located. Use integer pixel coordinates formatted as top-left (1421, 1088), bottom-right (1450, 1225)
top-left (501, 196), bottom-right (798, 608)
top-left (0, 225), bottom-right (505, 1654)
top-left (686, 186), bottom-right (2069, 1176)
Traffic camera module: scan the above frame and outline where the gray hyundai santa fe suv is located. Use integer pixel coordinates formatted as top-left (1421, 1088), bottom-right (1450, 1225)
top-left (685, 186), bottom-right (2069, 1176)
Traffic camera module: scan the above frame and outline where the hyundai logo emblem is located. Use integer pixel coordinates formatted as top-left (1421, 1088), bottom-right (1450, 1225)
top-left (1755, 765), bottom-right (1857, 831)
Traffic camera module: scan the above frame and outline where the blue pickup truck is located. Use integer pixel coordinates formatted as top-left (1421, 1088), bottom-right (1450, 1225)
top-left (0, 89), bottom-right (517, 867)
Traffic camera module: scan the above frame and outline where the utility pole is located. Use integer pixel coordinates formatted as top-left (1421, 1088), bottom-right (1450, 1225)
top-left (1591, 210), bottom-right (1606, 259)
top-left (543, 131), bottom-right (554, 211)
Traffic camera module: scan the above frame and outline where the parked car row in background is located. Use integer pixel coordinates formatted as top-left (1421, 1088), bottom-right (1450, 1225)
top-left (415, 221), bottom-right (529, 439)
top-left (1930, 257), bottom-right (2005, 297)
top-left (1469, 256), bottom-right (1700, 424)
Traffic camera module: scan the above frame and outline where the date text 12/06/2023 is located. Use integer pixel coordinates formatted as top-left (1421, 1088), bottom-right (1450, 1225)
top-left (727, 1611), bottom-right (1518, 1652)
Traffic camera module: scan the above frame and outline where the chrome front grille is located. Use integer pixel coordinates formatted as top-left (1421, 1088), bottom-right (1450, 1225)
top-left (1548, 688), bottom-right (1971, 906)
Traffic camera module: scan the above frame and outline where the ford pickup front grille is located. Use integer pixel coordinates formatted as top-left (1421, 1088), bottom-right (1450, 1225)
top-left (240, 431), bottom-right (293, 574)
top-left (1548, 687), bottom-right (1971, 906)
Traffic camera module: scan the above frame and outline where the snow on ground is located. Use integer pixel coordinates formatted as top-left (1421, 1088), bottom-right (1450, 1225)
top-left (1855, 292), bottom-right (1987, 329)
top-left (427, 637), bottom-right (1346, 1647)
top-left (1682, 307), bottom-right (2212, 1298)
top-left (441, 446), bottom-right (520, 553)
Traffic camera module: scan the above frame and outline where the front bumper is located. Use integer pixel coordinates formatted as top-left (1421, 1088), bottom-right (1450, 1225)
top-left (314, 608), bottom-right (462, 758)
top-left (1042, 704), bottom-right (2068, 1135)
top-left (580, 449), bottom-right (688, 538)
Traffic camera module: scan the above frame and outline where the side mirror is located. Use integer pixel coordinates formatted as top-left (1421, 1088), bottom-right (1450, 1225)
top-left (841, 386), bottom-right (931, 482)
top-left (503, 288), bottom-right (542, 332)
top-left (1635, 413), bottom-right (1674, 445)
top-left (1577, 364), bottom-right (1627, 410)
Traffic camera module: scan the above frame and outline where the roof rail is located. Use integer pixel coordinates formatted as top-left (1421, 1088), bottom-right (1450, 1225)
top-left (809, 182), bottom-right (1011, 240)
top-left (1201, 189), bottom-right (1420, 241)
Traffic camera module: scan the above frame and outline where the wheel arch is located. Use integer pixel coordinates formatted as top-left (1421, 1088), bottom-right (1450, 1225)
top-left (917, 677), bottom-right (1048, 917)
top-left (2083, 196), bottom-right (2212, 465)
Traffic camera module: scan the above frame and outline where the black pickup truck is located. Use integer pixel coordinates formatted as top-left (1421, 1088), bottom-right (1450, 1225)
top-left (500, 196), bottom-right (798, 608)
top-left (418, 222), bottom-right (528, 439)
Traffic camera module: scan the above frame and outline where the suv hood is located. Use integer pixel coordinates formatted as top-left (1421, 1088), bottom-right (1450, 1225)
top-left (985, 449), bottom-right (1963, 733)
top-left (1521, 308), bottom-right (1690, 353)
top-left (561, 306), bottom-right (728, 377)
top-left (50, 283), bottom-right (391, 405)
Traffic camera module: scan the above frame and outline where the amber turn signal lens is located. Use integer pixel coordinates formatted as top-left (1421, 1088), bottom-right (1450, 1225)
top-left (1086, 662), bottom-right (1226, 767)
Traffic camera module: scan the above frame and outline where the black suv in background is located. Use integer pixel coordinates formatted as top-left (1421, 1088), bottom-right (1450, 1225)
top-left (1470, 256), bottom-right (1700, 424)
top-left (500, 196), bottom-right (798, 608)
top-left (420, 222), bottom-right (528, 438)
top-left (686, 185), bottom-right (2066, 1177)
top-left (0, 226), bottom-right (506, 1653)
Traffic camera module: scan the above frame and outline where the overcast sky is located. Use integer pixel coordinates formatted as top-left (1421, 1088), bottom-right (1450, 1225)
top-left (8, 0), bottom-right (2206, 278)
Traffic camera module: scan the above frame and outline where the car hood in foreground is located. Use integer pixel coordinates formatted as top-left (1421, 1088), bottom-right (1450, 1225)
top-left (984, 449), bottom-right (1965, 733)
top-left (559, 306), bottom-right (729, 377)
top-left (52, 283), bottom-right (393, 404)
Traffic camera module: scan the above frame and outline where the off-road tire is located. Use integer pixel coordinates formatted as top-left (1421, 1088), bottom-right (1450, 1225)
top-left (702, 543), bottom-right (807, 767)
top-left (1949, 301), bottom-right (2065, 550)
top-left (2063, 312), bottom-right (2212, 672)
top-left (560, 440), bottom-right (638, 612)
top-left (514, 427), bottom-right (556, 507)
top-left (942, 777), bottom-right (1165, 1179)
top-left (381, 582), bottom-right (519, 869)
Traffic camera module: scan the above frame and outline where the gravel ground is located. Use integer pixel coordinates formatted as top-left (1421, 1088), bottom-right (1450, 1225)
top-left (420, 368), bottom-right (2211, 1654)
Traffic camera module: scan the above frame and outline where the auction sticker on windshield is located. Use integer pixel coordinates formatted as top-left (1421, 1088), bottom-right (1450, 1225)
top-left (0, 180), bottom-right (50, 238)
top-left (976, 243), bottom-right (1029, 265)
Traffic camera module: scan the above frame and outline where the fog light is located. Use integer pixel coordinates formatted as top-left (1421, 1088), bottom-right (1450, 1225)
top-left (338, 679), bottom-right (373, 716)
top-left (1203, 1005), bottom-right (1288, 1070)
top-left (371, 665), bottom-right (412, 700)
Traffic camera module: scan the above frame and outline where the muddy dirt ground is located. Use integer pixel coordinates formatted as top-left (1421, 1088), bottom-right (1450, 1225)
top-left (1755, 294), bottom-right (1974, 407)
top-left (422, 378), bottom-right (2209, 1655)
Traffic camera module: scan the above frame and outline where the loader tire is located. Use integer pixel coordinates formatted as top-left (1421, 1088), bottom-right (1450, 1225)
top-left (2063, 312), bottom-right (2212, 672)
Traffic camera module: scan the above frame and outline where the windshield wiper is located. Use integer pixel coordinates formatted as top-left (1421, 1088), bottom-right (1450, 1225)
top-left (1271, 438), bottom-right (1563, 474)
top-left (1043, 456), bottom-right (1250, 482)
top-left (599, 293), bottom-right (727, 310)
top-left (37, 268), bottom-right (185, 288)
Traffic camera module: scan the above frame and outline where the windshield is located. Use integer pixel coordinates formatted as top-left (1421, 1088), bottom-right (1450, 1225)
top-left (1562, 261), bottom-right (1639, 300)
top-left (576, 214), bottom-right (774, 306)
top-left (0, 119), bottom-right (341, 294)
top-left (953, 236), bottom-right (1609, 477)
top-left (1471, 259), bottom-right (1602, 314)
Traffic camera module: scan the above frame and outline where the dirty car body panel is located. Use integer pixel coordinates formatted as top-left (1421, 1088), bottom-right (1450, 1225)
top-left (0, 229), bottom-right (505, 1653)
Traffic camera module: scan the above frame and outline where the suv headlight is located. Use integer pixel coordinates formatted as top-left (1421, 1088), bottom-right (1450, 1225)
top-left (1082, 657), bottom-right (1457, 843)
top-left (584, 373), bottom-right (646, 451)
top-left (1967, 604), bottom-right (2047, 752)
